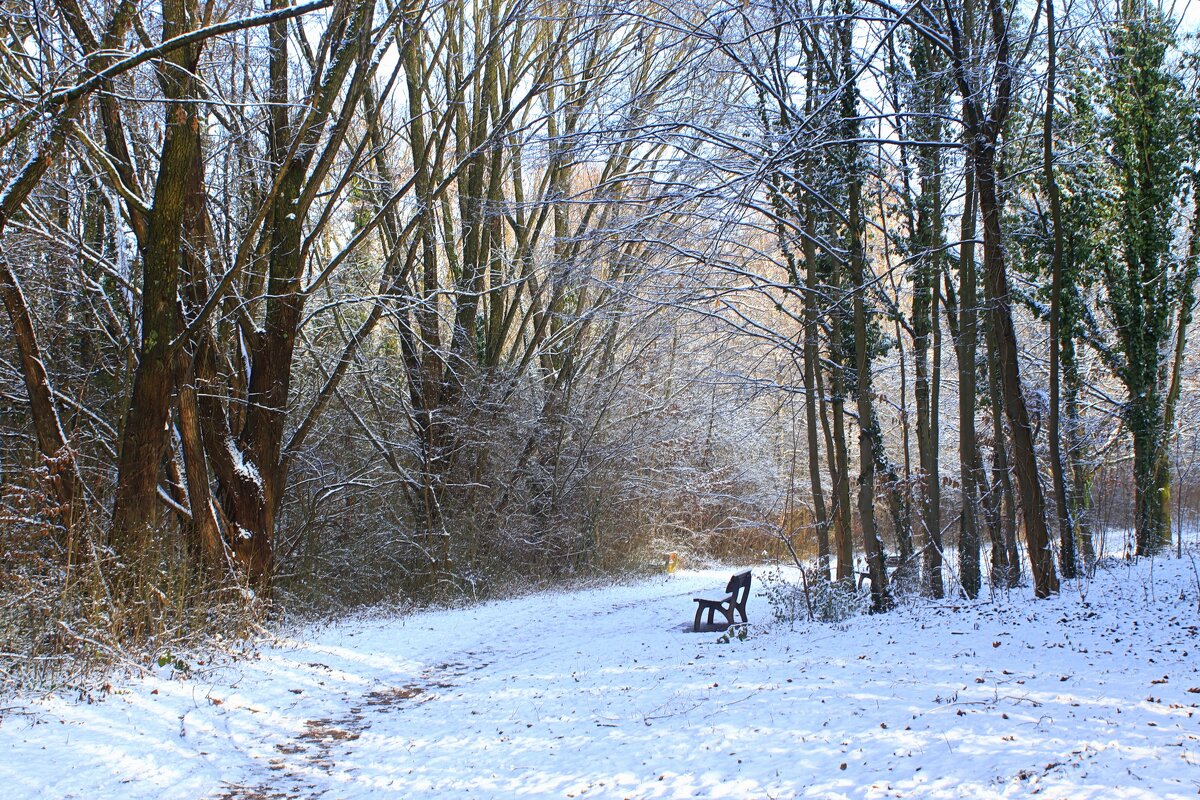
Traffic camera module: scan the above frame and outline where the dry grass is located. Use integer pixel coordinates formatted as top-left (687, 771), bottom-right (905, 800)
top-left (1, 479), bottom-right (264, 693)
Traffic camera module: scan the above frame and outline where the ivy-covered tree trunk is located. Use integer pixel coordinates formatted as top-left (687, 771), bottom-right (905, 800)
top-left (1101, 7), bottom-right (1190, 557)
top-left (1130, 400), bottom-right (1171, 555)
top-left (1063, 348), bottom-right (1096, 564)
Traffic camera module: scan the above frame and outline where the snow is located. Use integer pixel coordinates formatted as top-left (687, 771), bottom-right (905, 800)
top-left (225, 437), bottom-right (262, 488)
top-left (1, 556), bottom-right (1199, 799)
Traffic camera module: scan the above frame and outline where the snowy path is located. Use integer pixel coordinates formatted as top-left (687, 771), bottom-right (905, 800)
top-left (2, 561), bottom-right (1199, 799)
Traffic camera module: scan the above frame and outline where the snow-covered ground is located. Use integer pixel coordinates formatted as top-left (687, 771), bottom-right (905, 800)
top-left (2, 555), bottom-right (1199, 799)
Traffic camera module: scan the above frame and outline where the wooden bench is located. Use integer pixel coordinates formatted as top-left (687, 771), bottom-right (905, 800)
top-left (693, 570), bottom-right (751, 632)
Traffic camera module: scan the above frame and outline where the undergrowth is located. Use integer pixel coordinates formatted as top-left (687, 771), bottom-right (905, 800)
top-left (759, 566), bottom-right (867, 625)
top-left (1, 478), bottom-right (264, 695)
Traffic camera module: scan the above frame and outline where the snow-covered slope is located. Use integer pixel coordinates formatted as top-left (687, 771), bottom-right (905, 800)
top-left (1, 556), bottom-right (1198, 799)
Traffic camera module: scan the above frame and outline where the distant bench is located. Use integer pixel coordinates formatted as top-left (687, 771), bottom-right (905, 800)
top-left (693, 570), bottom-right (751, 632)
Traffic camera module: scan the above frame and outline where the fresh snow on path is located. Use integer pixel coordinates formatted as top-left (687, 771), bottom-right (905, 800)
top-left (2, 558), bottom-right (1199, 799)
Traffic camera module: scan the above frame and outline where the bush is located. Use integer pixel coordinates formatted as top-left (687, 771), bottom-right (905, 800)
top-left (760, 567), bottom-right (866, 625)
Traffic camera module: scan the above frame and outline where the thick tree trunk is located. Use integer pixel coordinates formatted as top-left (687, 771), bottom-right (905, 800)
top-left (190, 331), bottom-right (271, 582)
top-left (222, 0), bottom-right (372, 587)
top-left (174, 140), bottom-right (226, 571)
top-left (1130, 401), bottom-right (1171, 556)
top-left (110, 3), bottom-right (201, 554)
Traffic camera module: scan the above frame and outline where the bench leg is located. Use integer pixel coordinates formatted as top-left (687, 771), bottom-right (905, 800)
top-left (695, 601), bottom-right (742, 631)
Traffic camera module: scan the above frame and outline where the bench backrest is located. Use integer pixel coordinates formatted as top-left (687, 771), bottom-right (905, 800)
top-left (725, 570), bottom-right (752, 606)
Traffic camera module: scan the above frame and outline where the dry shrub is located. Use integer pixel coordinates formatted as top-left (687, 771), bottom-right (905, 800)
top-left (272, 357), bottom-right (795, 610)
top-left (1, 467), bottom-right (265, 693)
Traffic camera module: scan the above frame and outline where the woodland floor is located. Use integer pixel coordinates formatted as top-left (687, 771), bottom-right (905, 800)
top-left (1, 552), bottom-right (1199, 798)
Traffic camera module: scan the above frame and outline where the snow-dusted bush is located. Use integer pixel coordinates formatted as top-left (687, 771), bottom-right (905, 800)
top-left (759, 567), bottom-right (866, 625)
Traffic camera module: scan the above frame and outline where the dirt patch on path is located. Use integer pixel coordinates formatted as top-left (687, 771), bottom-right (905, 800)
top-left (215, 652), bottom-right (492, 799)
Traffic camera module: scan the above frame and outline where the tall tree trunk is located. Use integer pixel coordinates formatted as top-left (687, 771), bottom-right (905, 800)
top-left (174, 141), bottom-right (226, 570)
top-left (222, 0), bottom-right (372, 586)
top-left (911, 33), bottom-right (945, 597)
top-left (802, 202), bottom-right (833, 580)
top-left (850, 181), bottom-right (890, 611)
top-left (110, 0), bottom-right (202, 555)
top-left (822, 330), bottom-right (855, 584)
top-left (985, 338), bottom-right (1020, 588)
top-left (841, 5), bottom-right (891, 611)
top-left (1155, 178), bottom-right (1200, 555)
top-left (976, 144), bottom-right (1059, 596)
top-left (1063, 347), bottom-right (1096, 564)
top-left (913, 252), bottom-right (942, 597)
top-left (1043, 0), bottom-right (1078, 579)
top-left (942, 0), bottom-right (1057, 597)
top-left (892, 315), bottom-right (917, 578)
top-left (955, 160), bottom-right (983, 598)
top-left (398, 17), bottom-right (449, 550)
